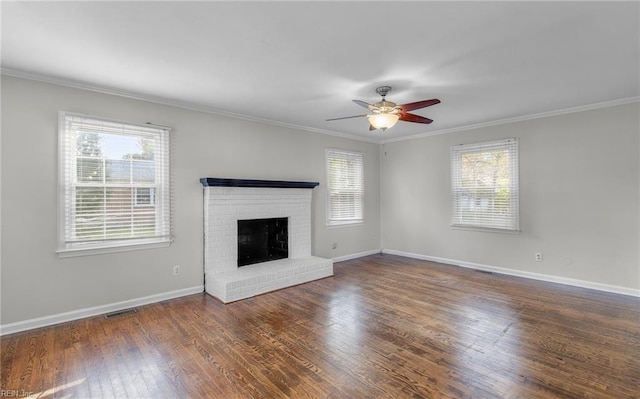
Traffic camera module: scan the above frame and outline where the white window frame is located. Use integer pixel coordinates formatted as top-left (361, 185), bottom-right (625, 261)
top-left (450, 138), bottom-right (519, 232)
top-left (57, 112), bottom-right (172, 257)
top-left (326, 149), bottom-right (364, 227)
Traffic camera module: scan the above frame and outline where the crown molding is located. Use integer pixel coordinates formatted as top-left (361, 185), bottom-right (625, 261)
top-left (381, 96), bottom-right (640, 144)
top-left (3, 68), bottom-right (636, 146)
top-left (0, 68), bottom-right (379, 144)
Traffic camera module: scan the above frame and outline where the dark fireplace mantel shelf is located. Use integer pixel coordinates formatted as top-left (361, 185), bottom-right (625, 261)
top-left (200, 178), bottom-right (319, 189)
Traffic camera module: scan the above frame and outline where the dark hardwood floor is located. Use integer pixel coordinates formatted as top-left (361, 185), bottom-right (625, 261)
top-left (2, 254), bottom-right (639, 398)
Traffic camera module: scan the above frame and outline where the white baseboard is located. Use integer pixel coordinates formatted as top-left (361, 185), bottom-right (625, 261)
top-left (4, 249), bottom-right (636, 336)
top-left (332, 249), bottom-right (381, 263)
top-left (0, 285), bottom-right (204, 336)
top-left (381, 249), bottom-right (640, 298)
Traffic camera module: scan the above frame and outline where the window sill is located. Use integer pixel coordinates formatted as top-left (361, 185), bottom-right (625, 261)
top-left (451, 225), bottom-right (521, 234)
top-left (57, 238), bottom-right (171, 258)
top-left (326, 221), bottom-right (364, 229)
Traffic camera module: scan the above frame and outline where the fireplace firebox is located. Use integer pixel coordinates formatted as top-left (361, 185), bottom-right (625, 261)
top-left (238, 217), bottom-right (288, 266)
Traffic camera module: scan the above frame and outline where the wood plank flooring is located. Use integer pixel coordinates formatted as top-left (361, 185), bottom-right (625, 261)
top-left (2, 254), bottom-right (639, 398)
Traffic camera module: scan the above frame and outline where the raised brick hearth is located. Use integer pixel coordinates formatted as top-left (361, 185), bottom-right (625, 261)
top-left (201, 178), bottom-right (334, 303)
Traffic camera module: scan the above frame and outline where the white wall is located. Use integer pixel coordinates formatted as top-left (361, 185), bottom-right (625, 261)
top-left (0, 76), bottom-right (380, 326)
top-left (2, 75), bottom-right (637, 330)
top-left (381, 103), bottom-right (640, 292)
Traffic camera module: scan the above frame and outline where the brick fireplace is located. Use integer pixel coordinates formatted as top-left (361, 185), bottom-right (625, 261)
top-left (200, 178), bottom-right (334, 303)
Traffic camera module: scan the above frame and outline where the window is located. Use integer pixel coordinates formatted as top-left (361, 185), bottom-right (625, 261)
top-left (451, 138), bottom-right (519, 231)
top-left (58, 112), bottom-right (171, 256)
top-left (326, 149), bottom-right (364, 226)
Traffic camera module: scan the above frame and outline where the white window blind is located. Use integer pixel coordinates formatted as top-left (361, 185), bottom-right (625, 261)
top-left (58, 112), bottom-right (172, 256)
top-left (326, 149), bottom-right (364, 226)
top-left (451, 138), bottom-right (519, 231)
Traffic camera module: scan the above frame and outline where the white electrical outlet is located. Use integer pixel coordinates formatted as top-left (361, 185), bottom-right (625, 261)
top-left (173, 265), bottom-right (181, 275)
top-left (535, 253), bottom-right (543, 262)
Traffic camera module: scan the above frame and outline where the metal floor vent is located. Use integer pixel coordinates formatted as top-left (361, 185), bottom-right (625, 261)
top-left (104, 308), bottom-right (137, 319)
top-left (475, 269), bottom-right (494, 275)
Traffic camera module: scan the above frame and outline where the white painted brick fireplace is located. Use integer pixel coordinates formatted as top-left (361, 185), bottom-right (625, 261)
top-left (201, 178), bottom-right (333, 303)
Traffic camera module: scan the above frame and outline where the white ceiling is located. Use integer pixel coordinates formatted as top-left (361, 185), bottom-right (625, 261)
top-left (2, 1), bottom-right (639, 142)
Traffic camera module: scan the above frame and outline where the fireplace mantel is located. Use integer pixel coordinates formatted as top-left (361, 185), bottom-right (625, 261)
top-left (200, 177), bottom-right (319, 189)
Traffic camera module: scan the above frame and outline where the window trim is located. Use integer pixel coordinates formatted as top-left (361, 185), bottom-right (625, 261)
top-left (325, 148), bottom-right (365, 227)
top-left (57, 112), bottom-right (172, 257)
top-left (450, 138), bottom-right (520, 233)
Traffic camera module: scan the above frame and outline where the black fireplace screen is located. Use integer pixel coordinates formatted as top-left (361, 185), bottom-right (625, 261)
top-left (237, 217), bottom-right (288, 266)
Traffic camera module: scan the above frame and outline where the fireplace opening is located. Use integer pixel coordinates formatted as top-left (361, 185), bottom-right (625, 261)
top-left (237, 217), bottom-right (288, 267)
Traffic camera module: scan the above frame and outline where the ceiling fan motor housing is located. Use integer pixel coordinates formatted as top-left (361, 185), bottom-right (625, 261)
top-left (373, 100), bottom-right (400, 114)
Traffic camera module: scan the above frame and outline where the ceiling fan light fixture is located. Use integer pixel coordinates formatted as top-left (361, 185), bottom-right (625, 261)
top-left (327, 85), bottom-right (440, 131)
top-left (368, 113), bottom-right (400, 130)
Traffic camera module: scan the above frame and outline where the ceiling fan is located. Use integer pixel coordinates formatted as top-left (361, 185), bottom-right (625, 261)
top-left (326, 86), bottom-right (440, 131)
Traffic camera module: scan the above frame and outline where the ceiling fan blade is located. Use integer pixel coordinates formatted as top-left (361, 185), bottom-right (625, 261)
top-left (399, 99), bottom-right (441, 112)
top-left (326, 114), bottom-right (367, 121)
top-left (400, 112), bottom-right (433, 124)
top-left (353, 100), bottom-right (378, 111)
